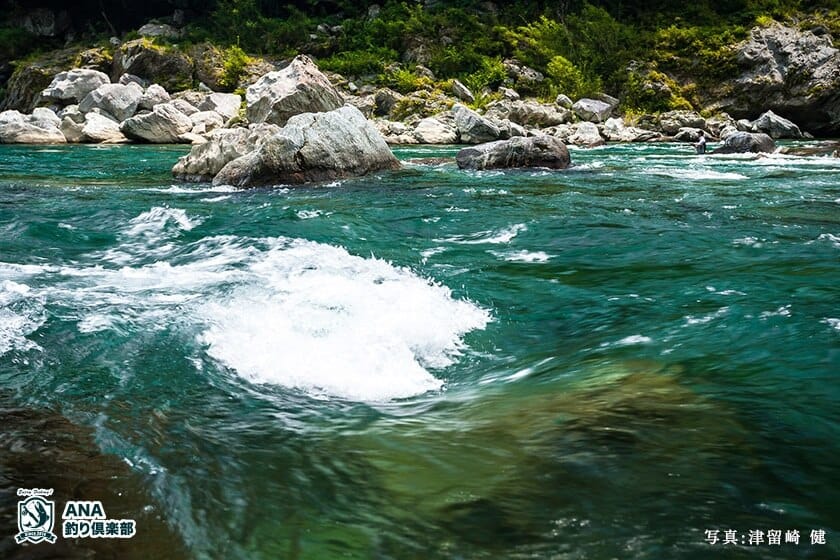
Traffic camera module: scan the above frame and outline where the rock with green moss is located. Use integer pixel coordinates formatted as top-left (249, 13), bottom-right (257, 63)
top-left (112, 39), bottom-right (194, 93)
top-left (717, 24), bottom-right (840, 136)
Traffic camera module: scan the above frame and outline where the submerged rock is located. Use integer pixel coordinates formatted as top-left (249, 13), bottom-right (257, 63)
top-left (455, 135), bottom-right (571, 170)
top-left (210, 106), bottom-right (400, 187)
top-left (246, 55), bottom-right (343, 126)
top-left (120, 103), bottom-right (193, 143)
top-left (712, 131), bottom-right (776, 154)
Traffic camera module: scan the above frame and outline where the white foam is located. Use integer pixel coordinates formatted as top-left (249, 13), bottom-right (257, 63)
top-left (197, 239), bottom-right (490, 401)
top-left (0, 280), bottom-right (46, 355)
top-left (489, 250), bottom-right (551, 263)
top-left (645, 167), bottom-right (748, 181)
top-left (100, 206), bottom-right (202, 265)
top-left (143, 185), bottom-right (237, 194)
top-left (603, 335), bottom-right (653, 347)
top-left (824, 318), bottom-right (840, 332)
top-left (440, 223), bottom-right (527, 245)
top-left (296, 209), bottom-right (324, 220)
top-left (4, 235), bottom-right (490, 401)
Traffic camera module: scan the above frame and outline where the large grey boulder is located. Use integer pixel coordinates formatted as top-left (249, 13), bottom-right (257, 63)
top-left (602, 117), bottom-right (660, 142)
top-left (138, 22), bottom-right (182, 40)
top-left (78, 83), bottom-right (142, 121)
top-left (173, 124), bottom-right (281, 182)
top-left (198, 93), bottom-right (242, 121)
top-left (750, 110), bottom-right (803, 139)
top-left (413, 117), bottom-right (458, 144)
top-left (112, 39), bottom-right (194, 93)
top-left (138, 84), bottom-right (170, 111)
top-left (712, 131), bottom-right (776, 154)
top-left (40, 69), bottom-right (110, 103)
top-left (373, 119), bottom-right (417, 145)
top-left (451, 79), bottom-right (475, 103)
top-left (658, 110), bottom-right (706, 135)
top-left (567, 121), bottom-right (605, 147)
top-left (81, 112), bottom-right (128, 143)
top-left (60, 116), bottom-right (85, 142)
top-left (0, 109), bottom-right (66, 143)
top-left (189, 111), bottom-right (225, 135)
top-left (455, 135), bottom-right (570, 170)
top-left (211, 106), bottom-right (400, 187)
top-left (452, 104), bottom-right (500, 144)
top-left (572, 98), bottom-right (613, 123)
top-left (716, 24), bottom-right (840, 136)
top-left (673, 127), bottom-right (705, 142)
top-left (245, 55), bottom-right (343, 126)
top-left (31, 107), bottom-right (61, 129)
top-left (120, 103), bottom-right (193, 143)
top-left (486, 100), bottom-right (570, 127)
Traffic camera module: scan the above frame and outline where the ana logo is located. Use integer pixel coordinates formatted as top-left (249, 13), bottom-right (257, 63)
top-left (15, 489), bottom-right (57, 544)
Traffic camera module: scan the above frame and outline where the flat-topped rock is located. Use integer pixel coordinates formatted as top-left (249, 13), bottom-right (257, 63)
top-left (456, 135), bottom-right (571, 170)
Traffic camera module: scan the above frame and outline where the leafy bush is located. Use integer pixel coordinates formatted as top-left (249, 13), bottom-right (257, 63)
top-left (220, 45), bottom-right (252, 90)
top-left (380, 67), bottom-right (435, 94)
top-left (319, 48), bottom-right (397, 76)
top-left (545, 55), bottom-right (586, 99)
top-left (463, 57), bottom-right (507, 94)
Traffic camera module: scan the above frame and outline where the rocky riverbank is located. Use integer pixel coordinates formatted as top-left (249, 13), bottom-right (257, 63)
top-left (1, 19), bottom-right (838, 184)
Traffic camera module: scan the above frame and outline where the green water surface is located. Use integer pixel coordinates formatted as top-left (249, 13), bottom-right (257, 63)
top-left (1, 143), bottom-right (838, 559)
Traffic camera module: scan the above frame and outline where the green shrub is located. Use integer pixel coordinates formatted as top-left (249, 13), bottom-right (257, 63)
top-left (379, 67), bottom-right (434, 94)
top-left (545, 55), bottom-right (586, 99)
top-left (463, 57), bottom-right (507, 94)
top-left (220, 45), bottom-right (252, 90)
top-left (319, 48), bottom-right (397, 76)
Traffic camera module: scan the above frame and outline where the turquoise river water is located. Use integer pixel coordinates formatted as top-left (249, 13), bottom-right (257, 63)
top-left (0, 142), bottom-right (838, 559)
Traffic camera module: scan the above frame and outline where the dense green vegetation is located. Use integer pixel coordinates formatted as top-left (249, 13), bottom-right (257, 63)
top-left (2, 0), bottom-right (839, 112)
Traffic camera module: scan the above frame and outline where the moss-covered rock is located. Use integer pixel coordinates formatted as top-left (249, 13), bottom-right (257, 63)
top-left (0, 47), bottom-right (106, 112)
top-left (112, 38), bottom-right (194, 92)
